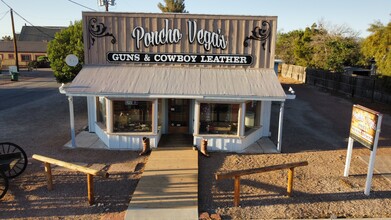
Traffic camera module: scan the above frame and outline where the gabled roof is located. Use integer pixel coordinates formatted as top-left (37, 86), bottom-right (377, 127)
top-left (18, 26), bottom-right (64, 42)
top-left (64, 65), bottom-right (287, 101)
top-left (0, 41), bottom-right (47, 53)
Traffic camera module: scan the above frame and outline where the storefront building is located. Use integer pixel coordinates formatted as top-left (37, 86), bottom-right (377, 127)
top-left (62, 12), bottom-right (289, 152)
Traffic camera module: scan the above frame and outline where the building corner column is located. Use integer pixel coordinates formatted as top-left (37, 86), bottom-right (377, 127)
top-left (277, 101), bottom-right (285, 152)
top-left (68, 96), bottom-right (76, 147)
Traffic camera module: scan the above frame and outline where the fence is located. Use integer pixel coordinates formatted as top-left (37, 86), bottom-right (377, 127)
top-left (306, 68), bottom-right (391, 103)
top-left (281, 64), bottom-right (306, 83)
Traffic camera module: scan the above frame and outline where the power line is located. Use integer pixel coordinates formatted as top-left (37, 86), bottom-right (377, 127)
top-left (0, 0), bottom-right (54, 39)
top-left (12, 11), bottom-right (55, 39)
top-left (67, 0), bottom-right (97, 11)
top-left (0, 10), bottom-right (8, 21)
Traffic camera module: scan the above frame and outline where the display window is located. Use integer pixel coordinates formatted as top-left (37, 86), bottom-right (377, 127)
top-left (199, 103), bottom-right (239, 135)
top-left (113, 100), bottom-right (152, 132)
top-left (96, 97), bottom-right (106, 125)
top-left (245, 101), bottom-right (258, 132)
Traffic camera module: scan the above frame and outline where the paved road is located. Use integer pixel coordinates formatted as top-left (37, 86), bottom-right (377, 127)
top-left (0, 69), bottom-right (88, 154)
top-left (0, 70), bottom-right (58, 111)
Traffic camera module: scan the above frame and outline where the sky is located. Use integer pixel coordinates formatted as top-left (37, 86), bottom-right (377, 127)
top-left (0, 0), bottom-right (390, 39)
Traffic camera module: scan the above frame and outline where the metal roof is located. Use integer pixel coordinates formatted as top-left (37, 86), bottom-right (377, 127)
top-left (18, 26), bottom-right (64, 42)
top-left (64, 65), bottom-right (286, 101)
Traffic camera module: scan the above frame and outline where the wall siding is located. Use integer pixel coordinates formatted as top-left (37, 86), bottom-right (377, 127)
top-left (83, 12), bottom-right (277, 69)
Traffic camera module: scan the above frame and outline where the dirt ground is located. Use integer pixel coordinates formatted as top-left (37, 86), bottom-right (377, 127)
top-left (199, 77), bottom-right (391, 219)
top-left (1, 70), bottom-right (391, 219)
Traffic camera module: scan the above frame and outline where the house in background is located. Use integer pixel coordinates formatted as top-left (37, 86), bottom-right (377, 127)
top-left (18, 26), bottom-right (64, 42)
top-left (0, 25), bottom-right (64, 69)
top-left (0, 41), bottom-right (48, 68)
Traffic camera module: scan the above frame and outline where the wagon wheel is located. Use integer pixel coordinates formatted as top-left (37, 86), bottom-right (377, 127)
top-left (0, 170), bottom-right (8, 199)
top-left (0, 142), bottom-right (28, 179)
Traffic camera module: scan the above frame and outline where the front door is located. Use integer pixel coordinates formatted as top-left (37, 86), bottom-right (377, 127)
top-left (168, 99), bottom-right (189, 133)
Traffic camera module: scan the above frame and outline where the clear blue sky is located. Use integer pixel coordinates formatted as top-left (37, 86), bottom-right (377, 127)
top-left (0, 0), bottom-right (390, 38)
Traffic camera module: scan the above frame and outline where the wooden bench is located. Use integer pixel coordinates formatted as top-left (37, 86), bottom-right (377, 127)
top-left (32, 154), bottom-right (109, 205)
top-left (215, 161), bottom-right (308, 207)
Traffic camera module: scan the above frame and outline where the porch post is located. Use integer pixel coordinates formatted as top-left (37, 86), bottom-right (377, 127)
top-left (106, 98), bottom-right (113, 133)
top-left (194, 100), bottom-right (200, 135)
top-left (152, 99), bottom-right (158, 134)
top-left (238, 102), bottom-right (246, 137)
top-left (277, 101), bottom-right (285, 152)
top-left (68, 96), bottom-right (76, 147)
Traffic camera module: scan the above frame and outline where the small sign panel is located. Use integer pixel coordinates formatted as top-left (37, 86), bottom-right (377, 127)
top-left (349, 105), bottom-right (380, 150)
top-left (65, 54), bottom-right (79, 67)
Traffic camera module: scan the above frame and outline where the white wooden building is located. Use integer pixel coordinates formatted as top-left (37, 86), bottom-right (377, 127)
top-left (62, 12), bottom-right (289, 152)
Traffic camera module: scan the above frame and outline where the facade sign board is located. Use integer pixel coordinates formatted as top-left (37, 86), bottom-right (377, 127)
top-left (106, 52), bottom-right (253, 65)
top-left (349, 105), bottom-right (380, 150)
top-left (83, 12), bottom-right (277, 68)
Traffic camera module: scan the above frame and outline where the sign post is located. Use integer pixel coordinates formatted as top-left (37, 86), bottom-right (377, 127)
top-left (343, 105), bottom-right (382, 196)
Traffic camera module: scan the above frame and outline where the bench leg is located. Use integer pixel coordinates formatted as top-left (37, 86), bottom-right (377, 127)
top-left (87, 174), bottom-right (94, 205)
top-left (44, 162), bottom-right (53, 190)
top-left (234, 176), bottom-right (240, 207)
top-left (287, 167), bottom-right (294, 197)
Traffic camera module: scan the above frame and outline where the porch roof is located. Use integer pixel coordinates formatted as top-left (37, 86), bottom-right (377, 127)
top-left (63, 65), bottom-right (286, 101)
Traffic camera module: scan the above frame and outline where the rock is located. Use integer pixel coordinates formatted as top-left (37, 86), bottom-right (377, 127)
top-left (210, 213), bottom-right (222, 220)
top-left (199, 212), bottom-right (210, 219)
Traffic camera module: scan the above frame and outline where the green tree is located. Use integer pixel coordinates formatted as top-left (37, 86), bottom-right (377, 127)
top-left (47, 21), bottom-right (84, 83)
top-left (157, 0), bottom-right (188, 13)
top-left (324, 36), bottom-right (361, 72)
top-left (1, 35), bottom-right (12, 41)
top-left (276, 30), bottom-right (303, 64)
top-left (361, 21), bottom-right (391, 76)
top-left (276, 21), bottom-right (361, 72)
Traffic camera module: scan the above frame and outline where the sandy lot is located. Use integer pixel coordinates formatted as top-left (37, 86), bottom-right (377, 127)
top-left (1, 70), bottom-right (391, 219)
top-left (199, 78), bottom-right (391, 219)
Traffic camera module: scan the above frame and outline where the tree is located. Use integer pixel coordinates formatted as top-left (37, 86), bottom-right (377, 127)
top-left (276, 30), bottom-right (303, 64)
top-left (1, 35), bottom-right (12, 41)
top-left (276, 21), bottom-right (361, 72)
top-left (361, 21), bottom-right (391, 76)
top-left (47, 21), bottom-right (84, 83)
top-left (157, 0), bottom-right (188, 13)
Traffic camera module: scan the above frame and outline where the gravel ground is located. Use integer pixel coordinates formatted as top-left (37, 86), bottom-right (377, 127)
top-left (1, 71), bottom-right (391, 219)
top-left (1, 70), bottom-right (148, 219)
top-left (199, 77), bottom-right (391, 219)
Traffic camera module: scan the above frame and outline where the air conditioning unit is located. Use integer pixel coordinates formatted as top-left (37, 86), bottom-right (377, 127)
top-left (98, 0), bottom-right (115, 6)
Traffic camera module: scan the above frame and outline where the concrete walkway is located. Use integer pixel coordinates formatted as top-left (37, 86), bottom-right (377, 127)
top-left (125, 147), bottom-right (198, 220)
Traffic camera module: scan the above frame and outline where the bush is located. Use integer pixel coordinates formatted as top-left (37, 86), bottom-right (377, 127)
top-left (27, 60), bottom-right (39, 70)
top-left (37, 56), bottom-right (50, 68)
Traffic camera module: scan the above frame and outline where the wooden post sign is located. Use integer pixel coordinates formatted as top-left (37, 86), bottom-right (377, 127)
top-left (344, 104), bottom-right (382, 195)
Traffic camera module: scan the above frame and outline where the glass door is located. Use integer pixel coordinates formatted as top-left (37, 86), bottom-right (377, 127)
top-left (168, 99), bottom-right (189, 133)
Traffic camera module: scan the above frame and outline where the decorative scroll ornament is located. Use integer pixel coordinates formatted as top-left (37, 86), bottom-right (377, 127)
top-left (243, 21), bottom-right (271, 51)
top-left (88, 18), bottom-right (116, 48)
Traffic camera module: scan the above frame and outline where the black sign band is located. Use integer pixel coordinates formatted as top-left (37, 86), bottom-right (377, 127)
top-left (107, 52), bottom-right (253, 66)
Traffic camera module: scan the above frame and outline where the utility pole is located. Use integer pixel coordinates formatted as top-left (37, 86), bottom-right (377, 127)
top-left (10, 9), bottom-right (19, 72)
